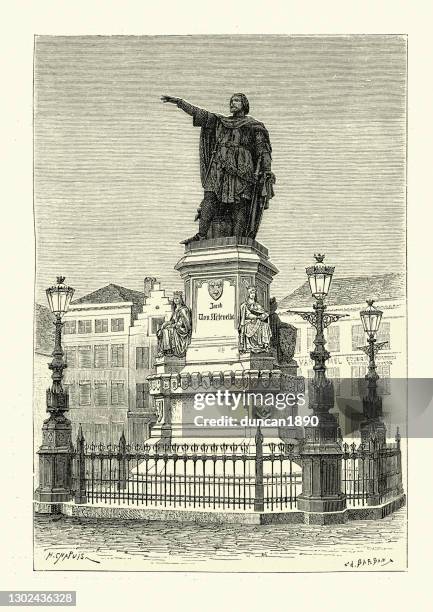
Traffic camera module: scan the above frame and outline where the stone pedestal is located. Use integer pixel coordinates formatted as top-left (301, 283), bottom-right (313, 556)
top-left (176, 237), bottom-right (278, 370)
top-left (148, 238), bottom-right (303, 442)
top-left (297, 416), bottom-right (346, 517)
top-left (34, 411), bottom-right (73, 504)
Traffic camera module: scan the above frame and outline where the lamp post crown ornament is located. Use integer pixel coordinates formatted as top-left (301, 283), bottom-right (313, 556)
top-left (306, 253), bottom-right (335, 279)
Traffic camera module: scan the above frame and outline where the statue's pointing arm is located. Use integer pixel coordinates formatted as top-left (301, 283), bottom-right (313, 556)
top-left (161, 95), bottom-right (216, 128)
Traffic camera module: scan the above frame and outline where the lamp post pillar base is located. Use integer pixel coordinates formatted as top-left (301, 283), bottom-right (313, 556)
top-left (35, 411), bottom-right (73, 504)
top-left (298, 422), bottom-right (346, 514)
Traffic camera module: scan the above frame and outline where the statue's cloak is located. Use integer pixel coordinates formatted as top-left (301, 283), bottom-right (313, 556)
top-left (195, 113), bottom-right (272, 188)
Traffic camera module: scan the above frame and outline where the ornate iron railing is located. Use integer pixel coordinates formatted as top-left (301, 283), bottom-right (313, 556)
top-left (71, 431), bottom-right (403, 512)
top-left (341, 435), bottom-right (403, 507)
top-left (71, 436), bottom-right (303, 511)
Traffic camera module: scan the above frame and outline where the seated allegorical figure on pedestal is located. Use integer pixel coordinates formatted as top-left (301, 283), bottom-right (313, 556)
top-left (238, 285), bottom-right (272, 353)
top-left (156, 292), bottom-right (192, 358)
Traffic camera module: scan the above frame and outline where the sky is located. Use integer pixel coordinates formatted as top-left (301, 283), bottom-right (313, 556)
top-left (34, 35), bottom-right (406, 306)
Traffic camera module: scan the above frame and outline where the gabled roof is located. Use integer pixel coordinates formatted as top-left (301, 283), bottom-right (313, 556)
top-left (71, 283), bottom-right (145, 321)
top-left (72, 283), bottom-right (145, 306)
top-left (34, 303), bottom-right (55, 355)
top-left (278, 272), bottom-right (405, 309)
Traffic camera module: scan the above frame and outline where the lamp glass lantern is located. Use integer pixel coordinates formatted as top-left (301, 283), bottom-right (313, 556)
top-left (360, 300), bottom-right (383, 336)
top-left (46, 276), bottom-right (75, 317)
top-left (306, 254), bottom-right (335, 300)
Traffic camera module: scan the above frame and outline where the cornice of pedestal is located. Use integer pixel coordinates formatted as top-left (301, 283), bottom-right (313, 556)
top-left (175, 238), bottom-right (279, 278)
top-left (148, 369), bottom-right (305, 395)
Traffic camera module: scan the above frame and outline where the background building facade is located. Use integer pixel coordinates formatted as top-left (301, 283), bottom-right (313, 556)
top-left (58, 278), bottom-right (174, 443)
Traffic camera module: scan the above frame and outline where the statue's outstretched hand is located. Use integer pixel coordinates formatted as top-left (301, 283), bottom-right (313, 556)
top-left (161, 95), bottom-right (179, 104)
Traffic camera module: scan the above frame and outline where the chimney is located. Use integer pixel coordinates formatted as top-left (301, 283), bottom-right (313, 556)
top-left (144, 277), bottom-right (157, 298)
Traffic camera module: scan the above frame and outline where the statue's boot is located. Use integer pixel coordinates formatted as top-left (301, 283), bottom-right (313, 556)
top-left (180, 233), bottom-right (205, 245)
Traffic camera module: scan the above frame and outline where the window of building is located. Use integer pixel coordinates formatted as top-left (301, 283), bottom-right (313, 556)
top-left (64, 346), bottom-right (77, 368)
top-left (307, 327), bottom-right (315, 351)
top-left (64, 320), bottom-right (76, 335)
top-left (94, 382), bottom-right (108, 406)
top-left (351, 324), bottom-right (365, 351)
top-left (151, 317), bottom-right (165, 335)
top-left (377, 322), bottom-right (391, 350)
top-left (136, 383), bottom-right (149, 409)
top-left (136, 346), bottom-right (150, 369)
top-left (111, 318), bottom-right (124, 332)
top-left (326, 326), bottom-right (340, 352)
top-left (111, 381), bottom-right (125, 405)
top-left (64, 383), bottom-right (77, 407)
top-left (95, 318), bottom-right (108, 333)
top-left (78, 320), bottom-right (92, 334)
top-left (77, 345), bottom-right (92, 369)
top-left (79, 381), bottom-right (91, 405)
top-left (94, 345), bottom-right (108, 368)
top-left (327, 367), bottom-right (341, 396)
top-left (295, 329), bottom-right (301, 355)
top-left (111, 344), bottom-right (124, 367)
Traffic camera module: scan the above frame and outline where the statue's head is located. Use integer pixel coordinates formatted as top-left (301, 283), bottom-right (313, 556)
top-left (173, 291), bottom-right (184, 306)
top-left (246, 284), bottom-right (257, 299)
top-left (230, 93), bottom-right (249, 115)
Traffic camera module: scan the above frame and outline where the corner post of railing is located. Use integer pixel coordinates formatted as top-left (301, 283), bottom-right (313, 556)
top-left (74, 424), bottom-right (87, 504)
top-left (118, 431), bottom-right (127, 491)
top-left (254, 425), bottom-right (264, 512)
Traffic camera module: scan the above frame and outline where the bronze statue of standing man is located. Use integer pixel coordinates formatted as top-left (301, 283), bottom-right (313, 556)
top-left (161, 93), bottom-right (276, 244)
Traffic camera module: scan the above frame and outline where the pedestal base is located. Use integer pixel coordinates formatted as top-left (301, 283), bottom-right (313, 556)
top-left (35, 412), bottom-right (73, 504)
top-left (297, 494), bottom-right (346, 514)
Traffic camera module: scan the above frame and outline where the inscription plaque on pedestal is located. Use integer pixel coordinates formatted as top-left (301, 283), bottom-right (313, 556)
top-left (195, 279), bottom-right (236, 338)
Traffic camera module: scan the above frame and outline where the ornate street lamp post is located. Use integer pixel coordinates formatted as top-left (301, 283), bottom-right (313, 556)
top-left (285, 255), bottom-right (347, 518)
top-left (357, 300), bottom-right (388, 444)
top-left (287, 254), bottom-right (347, 424)
top-left (35, 277), bottom-right (75, 507)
